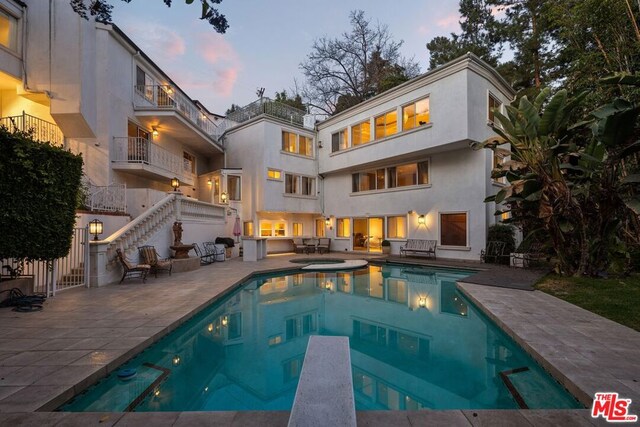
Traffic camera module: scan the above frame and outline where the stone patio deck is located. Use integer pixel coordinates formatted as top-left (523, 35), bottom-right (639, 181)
top-left (0, 253), bottom-right (636, 426)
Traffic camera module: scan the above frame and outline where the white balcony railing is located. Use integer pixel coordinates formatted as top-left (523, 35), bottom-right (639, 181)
top-left (133, 85), bottom-right (223, 140)
top-left (0, 111), bottom-right (64, 146)
top-left (112, 137), bottom-right (195, 182)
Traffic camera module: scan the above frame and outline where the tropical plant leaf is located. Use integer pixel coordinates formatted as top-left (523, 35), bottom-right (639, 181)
top-left (619, 141), bottom-right (640, 159)
top-left (600, 73), bottom-right (640, 87)
top-left (621, 174), bottom-right (640, 184)
top-left (623, 196), bottom-right (640, 215)
top-left (539, 89), bottom-right (567, 136)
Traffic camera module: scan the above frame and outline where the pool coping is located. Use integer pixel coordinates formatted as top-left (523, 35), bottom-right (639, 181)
top-left (0, 255), bottom-right (635, 425)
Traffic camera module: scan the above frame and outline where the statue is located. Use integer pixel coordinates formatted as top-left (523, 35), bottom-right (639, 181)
top-left (173, 221), bottom-right (183, 246)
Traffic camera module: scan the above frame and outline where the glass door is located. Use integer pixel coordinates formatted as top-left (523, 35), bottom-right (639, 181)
top-left (352, 217), bottom-right (385, 253)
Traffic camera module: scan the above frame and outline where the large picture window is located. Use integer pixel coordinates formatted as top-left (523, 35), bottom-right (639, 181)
top-left (227, 175), bottom-right (241, 201)
top-left (375, 110), bottom-right (398, 140)
top-left (337, 218), bottom-right (350, 238)
top-left (387, 216), bottom-right (406, 239)
top-left (331, 129), bottom-right (349, 152)
top-left (285, 173), bottom-right (315, 196)
top-left (352, 169), bottom-right (385, 192)
top-left (282, 131), bottom-right (313, 157)
top-left (352, 120), bottom-right (371, 146)
top-left (402, 98), bottom-right (430, 130)
top-left (488, 93), bottom-right (502, 124)
top-left (440, 213), bottom-right (467, 247)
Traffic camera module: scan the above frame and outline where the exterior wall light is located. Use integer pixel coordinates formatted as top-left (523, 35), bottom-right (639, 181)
top-left (418, 215), bottom-right (426, 225)
top-left (222, 315), bottom-right (229, 327)
top-left (89, 219), bottom-right (104, 241)
top-left (419, 297), bottom-right (427, 308)
top-left (207, 323), bottom-right (213, 332)
top-left (171, 177), bottom-right (180, 192)
top-left (325, 217), bottom-right (331, 226)
top-left (207, 178), bottom-right (212, 187)
top-left (152, 126), bottom-right (159, 137)
top-left (221, 192), bottom-right (228, 204)
top-left (172, 355), bottom-right (181, 366)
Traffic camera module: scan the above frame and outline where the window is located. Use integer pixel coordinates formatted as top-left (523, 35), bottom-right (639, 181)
top-left (352, 169), bottom-right (385, 192)
top-left (274, 222), bottom-right (286, 237)
top-left (283, 357), bottom-right (303, 383)
top-left (387, 216), bottom-right (406, 239)
top-left (293, 223), bottom-right (303, 237)
top-left (286, 313), bottom-right (317, 340)
top-left (337, 218), bottom-right (350, 238)
top-left (282, 131), bottom-right (297, 153)
top-left (227, 313), bottom-right (242, 340)
top-left (213, 176), bottom-right (220, 201)
top-left (440, 213), bottom-right (467, 247)
top-left (282, 131), bottom-right (313, 157)
top-left (375, 110), bottom-right (398, 139)
top-left (387, 161), bottom-right (429, 189)
top-left (299, 135), bottom-right (313, 156)
top-left (331, 129), bottom-right (349, 152)
top-left (260, 222), bottom-right (273, 237)
top-left (183, 152), bottom-right (196, 174)
top-left (0, 9), bottom-right (17, 52)
top-left (387, 279), bottom-right (407, 304)
top-left (315, 219), bottom-right (325, 237)
top-left (135, 66), bottom-right (153, 101)
top-left (268, 335), bottom-right (283, 346)
top-left (243, 221), bottom-right (253, 236)
top-left (352, 120), bottom-right (371, 146)
top-left (488, 93), bottom-right (502, 124)
top-left (402, 98), bottom-right (430, 130)
top-left (285, 174), bottom-right (315, 196)
top-left (267, 169), bottom-right (282, 180)
top-left (227, 175), bottom-right (241, 200)
top-left (492, 152), bottom-right (506, 184)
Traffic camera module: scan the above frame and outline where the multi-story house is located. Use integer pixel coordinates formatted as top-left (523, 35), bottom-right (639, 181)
top-left (1, 0), bottom-right (514, 287)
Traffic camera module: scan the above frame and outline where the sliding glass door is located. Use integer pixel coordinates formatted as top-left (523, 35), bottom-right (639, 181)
top-left (352, 217), bottom-right (385, 253)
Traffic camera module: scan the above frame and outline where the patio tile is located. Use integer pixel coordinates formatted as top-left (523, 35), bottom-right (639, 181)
top-left (53, 412), bottom-right (125, 427)
top-left (462, 409), bottom-right (533, 426)
top-left (64, 338), bottom-right (114, 350)
top-left (230, 411), bottom-right (290, 427)
top-left (0, 385), bottom-right (23, 400)
top-left (33, 339), bottom-right (85, 351)
top-left (33, 364), bottom-right (105, 388)
top-left (405, 410), bottom-right (471, 426)
top-left (70, 350), bottom-right (127, 368)
top-left (173, 411), bottom-right (237, 427)
top-left (356, 411), bottom-right (411, 426)
top-left (518, 409), bottom-right (598, 427)
top-left (0, 350), bottom-right (57, 366)
top-left (0, 365), bottom-right (61, 386)
top-left (0, 411), bottom-right (69, 426)
top-left (0, 384), bottom-right (74, 411)
top-left (32, 350), bottom-right (91, 366)
top-left (114, 411), bottom-right (180, 426)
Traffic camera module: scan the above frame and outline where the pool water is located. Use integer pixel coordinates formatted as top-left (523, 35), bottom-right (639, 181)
top-left (61, 264), bottom-right (581, 412)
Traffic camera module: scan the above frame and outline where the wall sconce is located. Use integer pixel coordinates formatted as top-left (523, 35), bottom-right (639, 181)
top-left (325, 217), bottom-right (333, 230)
top-left (418, 215), bottom-right (426, 225)
top-left (171, 177), bottom-right (180, 192)
top-left (324, 281), bottom-right (332, 290)
top-left (152, 126), bottom-right (159, 137)
top-left (167, 87), bottom-right (174, 95)
top-left (222, 315), bottom-right (229, 327)
top-left (220, 192), bottom-right (228, 204)
top-left (172, 355), bottom-right (181, 366)
top-left (419, 297), bottom-right (427, 308)
top-left (207, 178), bottom-right (212, 187)
top-left (207, 323), bottom-right (213, 332)
top-left (318, 140), bottom-right (323, 149)
top-left (408, 210), bottom-right (415, 215)
top-left (89, 219), bottom-right (104, 241)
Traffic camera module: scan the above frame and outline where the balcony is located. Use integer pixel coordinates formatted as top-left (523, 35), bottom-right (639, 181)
top-left (0, 112), bottom-right (64, 146)
top-left (111, 137), bottom-right (195, 185)
top-left (133, 85), bottom-right (223, 153)
top-left (219, 97), bottom-right (312, 134)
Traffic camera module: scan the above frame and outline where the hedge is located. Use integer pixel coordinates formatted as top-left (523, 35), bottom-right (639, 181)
top-left (0, 127), bottom-right (83, 261)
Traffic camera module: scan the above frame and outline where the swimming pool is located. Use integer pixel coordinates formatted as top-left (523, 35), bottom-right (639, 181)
top-left (61, 264), bottom-right (581, 412)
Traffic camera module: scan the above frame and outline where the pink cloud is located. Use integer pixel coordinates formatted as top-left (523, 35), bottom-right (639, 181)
top-left (436, 13), bottom-right (461, 30)
top-left (213, 68), bottom-right (239, 97)
top-left (121, 22), bottom-right (185, 60)
top-left (195, 33), bottom-right (242, 98)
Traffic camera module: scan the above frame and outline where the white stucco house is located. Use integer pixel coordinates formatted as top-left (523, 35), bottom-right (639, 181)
top-left (0, 0), bottom-right (514, 287)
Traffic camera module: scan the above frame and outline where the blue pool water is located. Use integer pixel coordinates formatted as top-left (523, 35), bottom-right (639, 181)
top-left (61, 264), bottom-right (581, 412)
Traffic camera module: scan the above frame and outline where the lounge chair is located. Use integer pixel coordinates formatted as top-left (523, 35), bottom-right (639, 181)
top-left (317, 238), bottom-right (331, 254)
top-left (203, 242), bottom-right (226, 261)
top-left (138, 245), bottom-right (172, 277)
top-left (292, 238), bottom-right (306, 254)
top-left (480, 241), bottom-right (508, 264)
top-left (193, 243), bottom-right (214, 265)
top-left (115, 248), bottom-right (150, 283)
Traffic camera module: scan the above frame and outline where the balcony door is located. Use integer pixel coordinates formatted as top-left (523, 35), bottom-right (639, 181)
top-left (352, 217), bottom-right (384, 253)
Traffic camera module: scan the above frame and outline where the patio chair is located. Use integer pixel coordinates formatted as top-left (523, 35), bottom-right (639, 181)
top-left (115, 249), bottom-right (150, 283)
top-left (317, 238), bottom-right (331, 254)
top-left (512, 241), bottom-right (548, 268)
top-left (203, 242), bottom-right (226, 261)
top-left (292, 238), bottom-right (306, 254)
top-left (193, 243), bottom-right (215, 265)
top-left (480, 241), bottom-right (508, 264)
top-left (303, 238), bottom-right (318, 254)
top-left (138, 245), bottom-right (172, 277)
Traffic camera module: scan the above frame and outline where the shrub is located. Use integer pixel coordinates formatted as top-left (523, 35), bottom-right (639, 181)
top-left (381, 240), bottom-right (391, 247)
top-left (0, 127), bottom-right (83, 261)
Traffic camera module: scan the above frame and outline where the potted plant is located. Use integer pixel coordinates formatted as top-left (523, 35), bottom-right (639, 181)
top-left (381, 240), bottom-right (391, 254)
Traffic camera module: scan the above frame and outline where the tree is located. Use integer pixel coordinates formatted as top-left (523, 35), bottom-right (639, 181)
top-left (69, 0), bottom-right (229, 33)
top-left (478, 82), bottom-right (640, 276)
top-left (274, 90), bottom-right (306, 111)
top-left (225, 103), bottom-right (241, 116)
top-left (300, 10), bottom-right (419, 115)
top-left (427, 0), bottom-right (502, 69)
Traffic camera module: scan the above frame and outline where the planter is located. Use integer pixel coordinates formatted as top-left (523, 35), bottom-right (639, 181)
top-left (0, 277), bottom-right (35, 297)
top-left (382, 246), bottom-right (391, 255)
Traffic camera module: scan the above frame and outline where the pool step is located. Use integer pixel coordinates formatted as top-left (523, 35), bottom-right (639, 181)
top-left (288, 336), bottom-right (356, 427)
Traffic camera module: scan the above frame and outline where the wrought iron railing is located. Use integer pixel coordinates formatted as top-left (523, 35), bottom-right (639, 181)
top-left (133, 85), bottom-right (222, 139)
top-left (0, 111), bottom-right (64, 146)
top-left (112, 137), bottom-right (195, 183)
top-left (85, 182), bottom-right (127, 213)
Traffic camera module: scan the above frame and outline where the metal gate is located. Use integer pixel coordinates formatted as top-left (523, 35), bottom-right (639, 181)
top-left (1, 226), bottom-right (90, 297)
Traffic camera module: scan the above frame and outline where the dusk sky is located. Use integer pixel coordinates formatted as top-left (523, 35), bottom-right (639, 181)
top-left (112, 1), bottom-right (462, 115)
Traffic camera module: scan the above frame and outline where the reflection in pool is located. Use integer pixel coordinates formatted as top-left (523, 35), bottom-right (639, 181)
top-left (61, 264), bottom-right (581, 412)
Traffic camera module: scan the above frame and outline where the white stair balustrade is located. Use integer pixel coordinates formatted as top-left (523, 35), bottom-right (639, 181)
top-left (181, 198), bottom-right (226, 221)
